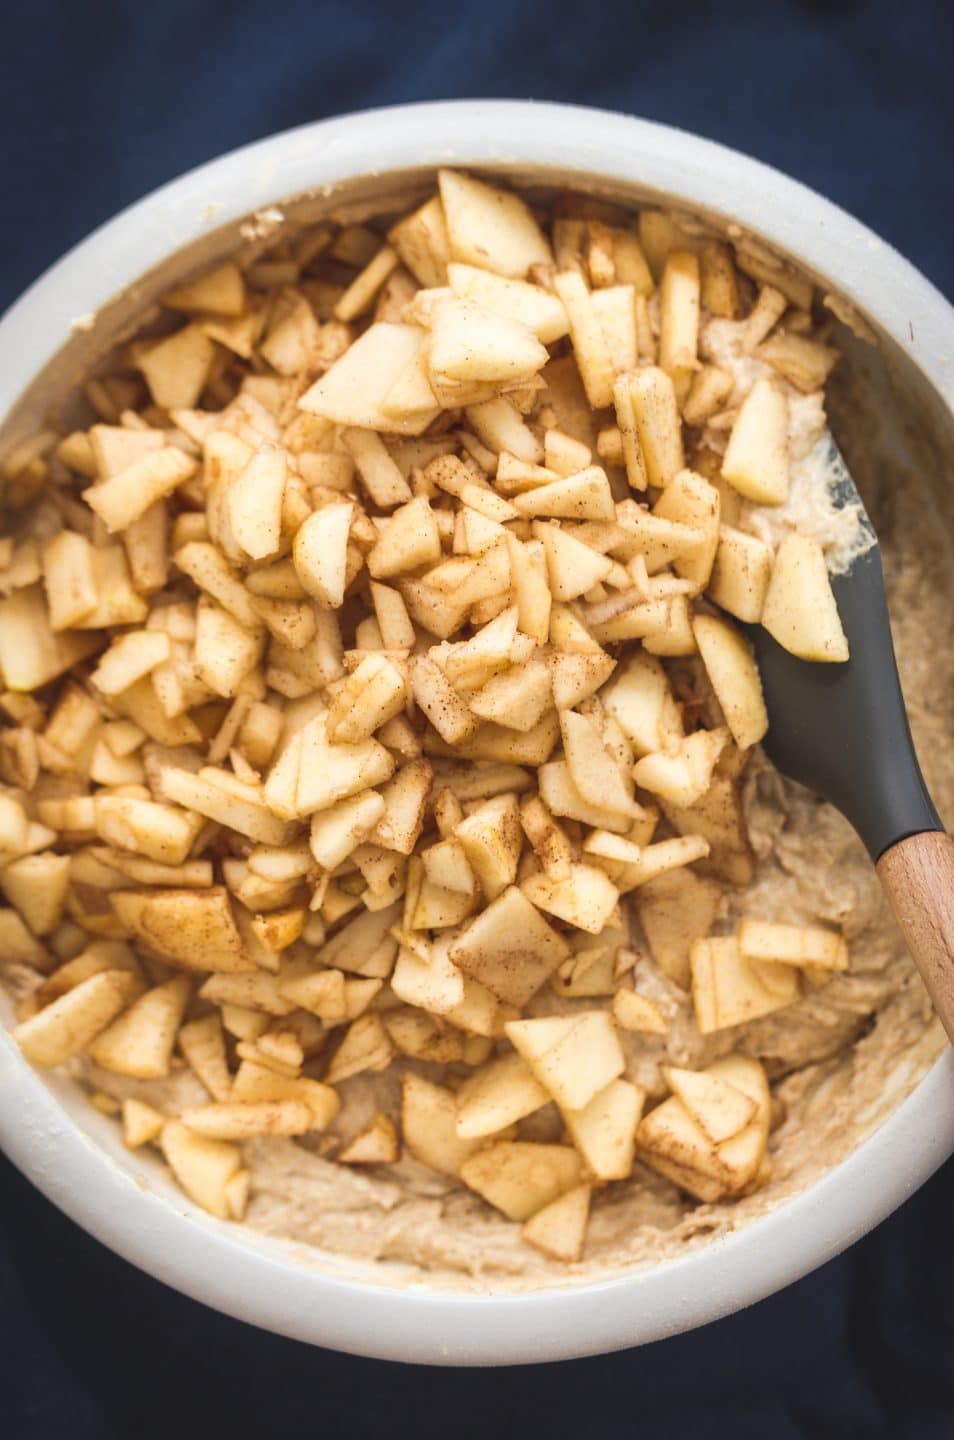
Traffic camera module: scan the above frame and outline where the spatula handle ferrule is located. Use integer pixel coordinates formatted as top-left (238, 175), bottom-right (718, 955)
top-left (876, 831), bottom-right (954, 1043)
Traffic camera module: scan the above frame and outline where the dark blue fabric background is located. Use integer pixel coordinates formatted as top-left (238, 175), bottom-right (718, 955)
top-left (1, 2), bottom-right (952, 1435)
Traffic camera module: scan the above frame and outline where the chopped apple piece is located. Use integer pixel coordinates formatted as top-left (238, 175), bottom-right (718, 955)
top-left (41, 530), bottom-right (98, 630)
top-left (430, 297), bottom-right (548, 383)
top-left (230, 1062), bottom-right (339, 1129)
top-left (438, 169), bottom-right (552, 279)
top-left (324, 1013), bottom-right (393, 1084)
top-left (409, 655), bottom-right (477, 746)
top-left (514, 467), bottom-right (615, 522)
top-left (461, 1141), bottom-right (582, 1221)
top-left (591, 284), bottom-right (637, 374)
top-left (615, 503), bottom-right (706, 573)
top-left (632, 727), bottom-right (729, 808)
top-left (690, 934), bottom-right (801, 1034)
top-left (165, 261), bottom-right (245, 315)
top-left (652, 469), bottom-right (720, 591)
top-left (0, 851), bottom-right (71, 935)
top-left (507, 1010), bottom-right (624, 1111)
top-left (623, 367), bottom-right (685, 489)
top-left (707, 524), bottom-right (773, 623)
top-left (0, 585), bottom-right (100, 692)
top-left (178, 1013), bottom-right (232, 1101)
top-left (309, 790), bottom-right (385, 868)
top-left (158, 764), bottom-right (290, 845)
top-left (391, 939), bottom-right (466, 1015)
top-left (563, 1077), bottom-right (644, 1180)
top-left (521, 862), bottom-right (619, 936)
top-left (612, 988), bottom-right (670, 1035)
top-left (547, 649), bottom-right (616, 711)
top-left (111, 887), bottom-right (254, 973)
top-left (662, 1065), bottom-right (757, 1144)
top-left (388, 195), bottom-right (450, 288)
top-left (691, 613), bottom-right (768, 749)
top-left (292, 502), bottom-right (353, 609)
top-left (137, 325), bottom-right (215, 410)
top-left (721, 378), bottom-right (789, 505)
top-left (522, 1183), bottom-right (591, 1262)
top-left (455, 1052), bottom-right (550, 1138)
top-left (560, 709), bottom-right (635, 818)
top-left (159, 1119), bottom-right (242, 1218)
top-left (226, 444), bottom-right (286, 561)
top-left (291, 713), bottom-right (395, 817)
top-left (299, 323), bottom-right (438, 436)
top-left (448, 263), bottom-right (569, 342)
top-left (369, 759), bottom-right (433, 855)
top-left (760, 532), bottom-right (849, 662)
top-left (90, 629), bottom-right (170, 696)
top-left (122, 1097), bottom-right (165, 1148)
top-left (368, 496), bottom-right (441, 580)
top-left (454, 792), bottom-right (523, 900)
top-left (658, 250), bottom-right (700, 403)
top-left (180, 1100), bottom-right (313, 1141)
top-left (757, 332), bottom-right (838, 393)
top-left (637, 1053), bottom-right (771, 1200)
top-left (635, 1095), bottom-right (727, 1202)
top-left (506, 536), bottom-right (551, 644)
top-left (87, 976), bottom-right (191, 1078)
top-left (468, 658), bottom-right (552, 733)
top-left (327, 654), bottom-right (408, 743)
top-left (601, 650), bottom-right (683, 758)
top-left (338, 1113), bottom-right (400, 1165)
top-left (401, 1072), bottom-right (484, 1178)
top-left (552, 270), bottom-right (616, 410)
top-left (13, 969), bottom-right (138, 1066)
top-left (449, 885), bottom-right (569, 1007)
top-left (738, 918), bottom-right (848, 970)
top-left (700, 240), bottom-right (741, 318)
top-left (537, 522), bottom-right (613, 601)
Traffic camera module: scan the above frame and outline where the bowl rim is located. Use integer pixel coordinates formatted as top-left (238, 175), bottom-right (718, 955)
top-left (1, 98), bottom-right (952, 1366)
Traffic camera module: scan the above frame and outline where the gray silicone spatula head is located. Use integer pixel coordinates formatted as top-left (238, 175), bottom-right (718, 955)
top-left (745, 437), bottom-right (942, 862)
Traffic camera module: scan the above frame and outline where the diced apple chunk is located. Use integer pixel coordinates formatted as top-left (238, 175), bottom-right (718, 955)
top-left (662, 1065), bottom-right (757, 1144)
top-left (460, 1141), bottom-right (582, 1221)
top-left (338, 1113), bottom-right (400, 1165)
top-left (507, 1010), bottom-right (624, 1111)
top-left (721, 378), bottom-right (789, 505)
top-left (521, 1184), bottom-right (591, 1262)
top-left (448, 885), bottom-right (569, 1007)
top-left (159, 1120), bottom-right (242, 1218)
top-left (521, 863), bottom-right (619, 936)
top-left (401, 1072), bottom-right (484, 1178)
top-left (448, 263), bottom-right (569, 342)
top-left (737, 918), bottom-right (848, 970)
top-left (760, 532), bottom-right (849, 662)
top-left (563, 1077), bottom-right (644, 1180)
top-left (111, 888), bottom-right (254, 973)
top-left (691, 613), bottom-right (768, 750)
top-left (690, 934), bottom-right (801, 1034)
top-left (430, 297), bottom-right (548, 384)
top-left (708, 525), bottom-right (773, 623)
top-left (455, 1052), bottom-right (550, 1138)
top-left (13, 969), bottom-right (138, 1067)
top-left (439, 169), bottom-right (552, 279)
top-left (87, 976), bottom-right (191, 1079)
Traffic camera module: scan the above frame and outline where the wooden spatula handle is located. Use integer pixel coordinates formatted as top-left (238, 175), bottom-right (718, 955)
top-left (876, 831), bottom-right (954, 1043)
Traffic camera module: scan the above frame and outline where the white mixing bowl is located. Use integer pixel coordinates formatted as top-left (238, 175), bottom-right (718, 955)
top-left (1, 100), bottom-right (952, 1366)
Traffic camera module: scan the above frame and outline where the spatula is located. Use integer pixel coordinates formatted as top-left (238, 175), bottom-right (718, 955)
top-left (744, 435), bottom-right (954, 1040)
